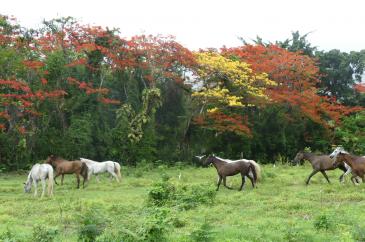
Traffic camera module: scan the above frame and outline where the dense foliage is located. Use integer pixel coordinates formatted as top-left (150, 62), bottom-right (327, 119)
top-left (0, 16), bottom-right (364, 169)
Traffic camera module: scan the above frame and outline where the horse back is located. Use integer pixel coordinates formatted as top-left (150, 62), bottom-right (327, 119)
top-left (311, 155), bottom-right (335, 170)
top-left (56, 160), bottom-right (83, 173)
top-left (220, 161), bottom-right (250, 176)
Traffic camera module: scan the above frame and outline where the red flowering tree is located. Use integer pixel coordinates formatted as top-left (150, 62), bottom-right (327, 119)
top-left (222, 44), bottom-right (363, 127)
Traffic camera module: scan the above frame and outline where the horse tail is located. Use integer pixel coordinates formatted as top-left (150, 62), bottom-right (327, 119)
top-left (114, 162), bottom-right (122, 182)
top-left (249, 163), bottom-right (257, 184)
top-left (248, 160), bottom-right (261, 182)
top-left (48, 166), bottom-right (54, 196)
top-left (81, 162), bottom-right (89, 180)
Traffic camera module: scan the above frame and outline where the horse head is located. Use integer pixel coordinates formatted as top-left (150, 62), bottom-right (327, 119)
top-left (45, 155), bottom-right (57, 166)
top-left (332, 151), bottom-right (348, 168)
top-left (292, 151), bottom-right (304, 165)
top-left (203, 155), bottom-right (215, 166)
top-left (24, 180), bottom-right (32, 193)
top-left (329, 146), bottom-right (345, 159)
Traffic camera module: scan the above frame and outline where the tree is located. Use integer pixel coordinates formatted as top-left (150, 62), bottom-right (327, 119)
top-left (276, 31), bottom-right (317, 57)
top-left (316, 49), bottom-right (365, 105)
top-left (222, 44), bottom-right (362, 126)
top-left (192, 51), bottom-right (275, 135)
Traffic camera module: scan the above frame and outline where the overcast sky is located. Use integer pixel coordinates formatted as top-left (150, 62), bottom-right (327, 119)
top-left (2, 0), bottom-right (365, 52)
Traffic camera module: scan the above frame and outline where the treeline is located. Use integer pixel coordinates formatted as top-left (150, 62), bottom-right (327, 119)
top-left (0, 16), bottom-right (364, 170)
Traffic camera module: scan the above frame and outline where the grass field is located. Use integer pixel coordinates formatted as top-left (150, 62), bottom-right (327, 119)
top-left (1, 163), bottom-right (365, 241)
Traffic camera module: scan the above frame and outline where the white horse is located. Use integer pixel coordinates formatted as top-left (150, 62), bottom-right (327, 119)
top-left (80, 158), bottom-right (121, 182)
top-left (24, 164), bottom-right (54, 198)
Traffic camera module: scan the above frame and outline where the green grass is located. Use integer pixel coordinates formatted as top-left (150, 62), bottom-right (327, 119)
top-left (1, 163), bottom-right (365, 241)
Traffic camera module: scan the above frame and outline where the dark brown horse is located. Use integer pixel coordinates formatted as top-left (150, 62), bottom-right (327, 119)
top-left (331, 151), bottom-right (365, 184)
top-left (293, 151), bottom-right (349, 185)
top-left (45, 155), bottom-right (88, 189)
top-left (204, 155), bottom-right (257, 191)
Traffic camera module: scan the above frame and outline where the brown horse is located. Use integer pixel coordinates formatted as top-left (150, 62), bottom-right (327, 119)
top-left (204, 155), bottom-right (257, 191)
top-left (331, 151), bottom-right (365, 184)
top-left (293, 151), bottom-right (349, 185)
top-left (45, 155), bottom-right (88, 189)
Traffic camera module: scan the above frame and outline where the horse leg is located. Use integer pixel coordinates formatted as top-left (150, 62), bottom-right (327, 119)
top-left (95, 174), bottom-right (100, 183)
top-left (320, 171), bottom-right (331, 184)
top-left (54, 172), bottom-right (61, 185)
top-left (339, 173), bottom-right (345, 183)
top-left (355, 175), bottom-right (361, 184)
top-left (33, 180), bottom-right (38, 197)
top-left (110, 172), bottom-right (119, 182)
top-left (223, 177), bottom-right (232, 189)
top-left (239, 175), bottom-right (246, 191)
top-left (76, 174), bottom-right (80, 189)
top-left (351, 175), bottom-right (357, 185)
top-left (340, 167), bottom-right (351, 183)
top-left (82, 173), bottom-right (87, 188)
top-left (306, 170), bottom-right (318, 185)
top-left (41, 179), bottom-right (46, 198)
top-left (216, 176), bottom-right (222, 191)
top-left (247, 175), bottom-right (255, 189)
top-left (61, 174), bottom-right (65, 185)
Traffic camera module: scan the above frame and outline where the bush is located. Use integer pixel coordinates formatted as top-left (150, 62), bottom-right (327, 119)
top-left (175, 184), bottom-right (216, 210)
top-left (147, 178), bottom-right (216, 210)
top-left (284, 227), bottom-right (301, 242)
top-left (31, 225), bottom-right (58, 242)
top-left (0, 227), bottom-right (17, 242)
top-left (353, 225), bottom-right (365, 241)
top-left (148, 179), bottom-right (176, 206)
top-left (190, 221), bottom-right (215, 242)
top-left (77, 208), bottom-right (108, 242)
top-left (96, 227), bottom-right (139, 242)
top-left (313, 214), bottom-right (333, 231)
top-left (139, 207), bottom-right (171, 242)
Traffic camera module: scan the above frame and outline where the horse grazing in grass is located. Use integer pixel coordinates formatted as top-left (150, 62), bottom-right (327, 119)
top-left (80, 158), bottom-right (121, 182)
top-left (292, 151), bottom-right (349, 185)
top-left (204, 155), bottom-right (257, 191)
top-left (330, 150), bottom-right (365, 184)
top-left (24, 164), bottom-right (54, 198)
top-left (45, 155), bottom-right (88, 189)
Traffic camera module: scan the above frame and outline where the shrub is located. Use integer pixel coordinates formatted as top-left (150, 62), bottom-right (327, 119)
top-left (77, 208), bottom-right (108, 242)
top-left (96, 227), bottom-right (140, 242)
top-left (139, 207), bottom-right (171, 242)
top-left (284, 227), bottom-right (301, 242)
top-left (0, 227), bottom-right (17, 242)
top-left (353, 225), bottom-right (365, 241)
top-left (313, 214), bottom-right (333, 231)
top-left (147, 177), bottom-right (216, 210)
top-left (175, 184), bottom-right (216, 210)
top-left (190, 221), bottom-right (215, 242)
top-left (148, 180), bottom-right (176, 206)
top-left (31, 225), bottom-right (58, 242)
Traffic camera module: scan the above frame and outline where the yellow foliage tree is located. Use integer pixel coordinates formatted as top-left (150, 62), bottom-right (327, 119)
top-left (193, 52), bottom-right (276, 111)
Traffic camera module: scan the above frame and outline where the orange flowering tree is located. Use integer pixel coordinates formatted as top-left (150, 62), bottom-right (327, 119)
top-left (222, 44), bottom-right (363, 127)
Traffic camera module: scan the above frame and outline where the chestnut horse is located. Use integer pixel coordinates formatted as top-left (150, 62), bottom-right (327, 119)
top-left (204, 155), bottom-right (257, 191)
top-left (330, 151), bottom-right (365, 184)
top-left (45, 155), bottom-right (88, 189)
